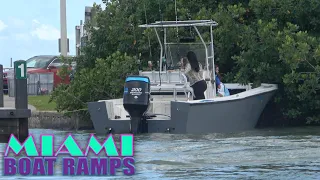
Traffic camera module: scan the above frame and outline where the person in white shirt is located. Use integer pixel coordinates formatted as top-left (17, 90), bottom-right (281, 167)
top-left (180, 51), bottom-right (207, 100)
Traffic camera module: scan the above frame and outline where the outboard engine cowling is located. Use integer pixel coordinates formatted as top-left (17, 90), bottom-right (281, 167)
top-left (123, 76), bottom-right (150, 134)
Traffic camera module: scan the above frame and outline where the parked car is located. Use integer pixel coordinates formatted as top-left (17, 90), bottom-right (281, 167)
top-left (3, 55), bottom-right (75, 93)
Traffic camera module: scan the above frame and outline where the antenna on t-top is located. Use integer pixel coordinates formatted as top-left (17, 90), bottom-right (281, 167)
top-left (158, 0), bottom-right (163, 86)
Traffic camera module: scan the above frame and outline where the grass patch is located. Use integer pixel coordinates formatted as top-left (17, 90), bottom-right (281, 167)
top-left (28, 95), bottom-right (56, 111)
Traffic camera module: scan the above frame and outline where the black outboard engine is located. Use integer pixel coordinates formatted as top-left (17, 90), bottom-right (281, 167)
top-left (123, 75), bottom-right (150, 134)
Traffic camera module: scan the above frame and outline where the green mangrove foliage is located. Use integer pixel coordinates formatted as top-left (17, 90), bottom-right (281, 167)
top-left (51, 0), bottom-right (320, 125)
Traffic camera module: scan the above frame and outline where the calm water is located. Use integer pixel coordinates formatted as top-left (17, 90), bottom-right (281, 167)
top-left (0, 127), bottom-right (320, 180)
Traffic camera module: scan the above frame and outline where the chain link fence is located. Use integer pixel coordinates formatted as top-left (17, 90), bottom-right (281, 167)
top-left (8, 73), bottom-right (54, 97)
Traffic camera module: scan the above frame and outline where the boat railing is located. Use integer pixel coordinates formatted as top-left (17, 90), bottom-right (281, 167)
top-left (140, 70), bottom-right (185, 84)
top-left (139, 70), bottom-right (194, 100)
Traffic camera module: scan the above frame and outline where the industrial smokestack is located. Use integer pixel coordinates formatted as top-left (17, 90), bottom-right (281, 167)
top-left (60, 0), bottom-right (68, 56)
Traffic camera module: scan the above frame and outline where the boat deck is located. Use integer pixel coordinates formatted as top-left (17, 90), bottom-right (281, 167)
top-left (97, 83), bottom-right (277, 121)
top-left (88, 83), bottom-right (278, 134)
top-left (99, 95), bottom-right (186, 121)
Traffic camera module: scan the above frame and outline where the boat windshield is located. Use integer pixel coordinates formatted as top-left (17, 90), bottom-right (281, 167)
top-left (166, 43), bottom-right (212, 70)
top-left (26, 56), bottom-right (53, 68)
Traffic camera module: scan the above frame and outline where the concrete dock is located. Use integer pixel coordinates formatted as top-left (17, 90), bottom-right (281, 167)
top-left (0, 62), bottom-right (31, 143)
top-left (3, 95), bottom-right (36, 112)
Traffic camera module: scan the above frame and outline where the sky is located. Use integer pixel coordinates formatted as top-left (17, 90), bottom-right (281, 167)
top-left (0, 0), bottom-right (105, 67)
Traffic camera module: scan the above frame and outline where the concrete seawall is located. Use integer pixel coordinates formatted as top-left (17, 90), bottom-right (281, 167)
top-left (29, 111), bottom-right (93, 130)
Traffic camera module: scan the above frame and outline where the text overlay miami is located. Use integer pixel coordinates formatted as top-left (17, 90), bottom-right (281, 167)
top-left (3, 134), bottom-right (135, 176)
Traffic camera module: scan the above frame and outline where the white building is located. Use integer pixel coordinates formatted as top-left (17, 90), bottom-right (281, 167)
top-left (75, 6), bottom-right (96, 56)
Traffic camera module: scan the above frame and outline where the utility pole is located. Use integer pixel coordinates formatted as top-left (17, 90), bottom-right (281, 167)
top-left (60, 0), bottom-right (68, 56)
top-left (75, 20), bottom-right (82, 56)
top-left (75, 25), bottom-right (81, 56)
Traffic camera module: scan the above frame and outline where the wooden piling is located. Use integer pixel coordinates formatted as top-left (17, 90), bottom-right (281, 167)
top-left (0, 65), bottom-right (3, 107)
top-left (14, 60), bottom-right (29, 142)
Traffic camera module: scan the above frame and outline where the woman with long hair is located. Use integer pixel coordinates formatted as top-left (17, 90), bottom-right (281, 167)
top-left (181, 51), bottom-right (207, 100)
top-left (214, 65), bottom-right (222, 91)
top-left (215, 65), bottom-right (222, 81)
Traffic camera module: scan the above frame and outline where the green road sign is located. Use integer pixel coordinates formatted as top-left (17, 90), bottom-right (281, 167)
top-left (14, 61), bottom-right (27, 79)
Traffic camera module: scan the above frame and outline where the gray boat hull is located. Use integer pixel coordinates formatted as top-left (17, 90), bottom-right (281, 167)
top-left (88, 88), bottom-right (276, 134)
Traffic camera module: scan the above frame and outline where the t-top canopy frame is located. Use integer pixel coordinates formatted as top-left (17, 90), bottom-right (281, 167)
top-left (138, 20), bottom-right (218, 28)
top-left (139, 20), bottom-right (218, 98)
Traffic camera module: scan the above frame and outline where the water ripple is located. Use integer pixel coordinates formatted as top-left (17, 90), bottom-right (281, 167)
top-left (0, 127), bottom-right (319, 179)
